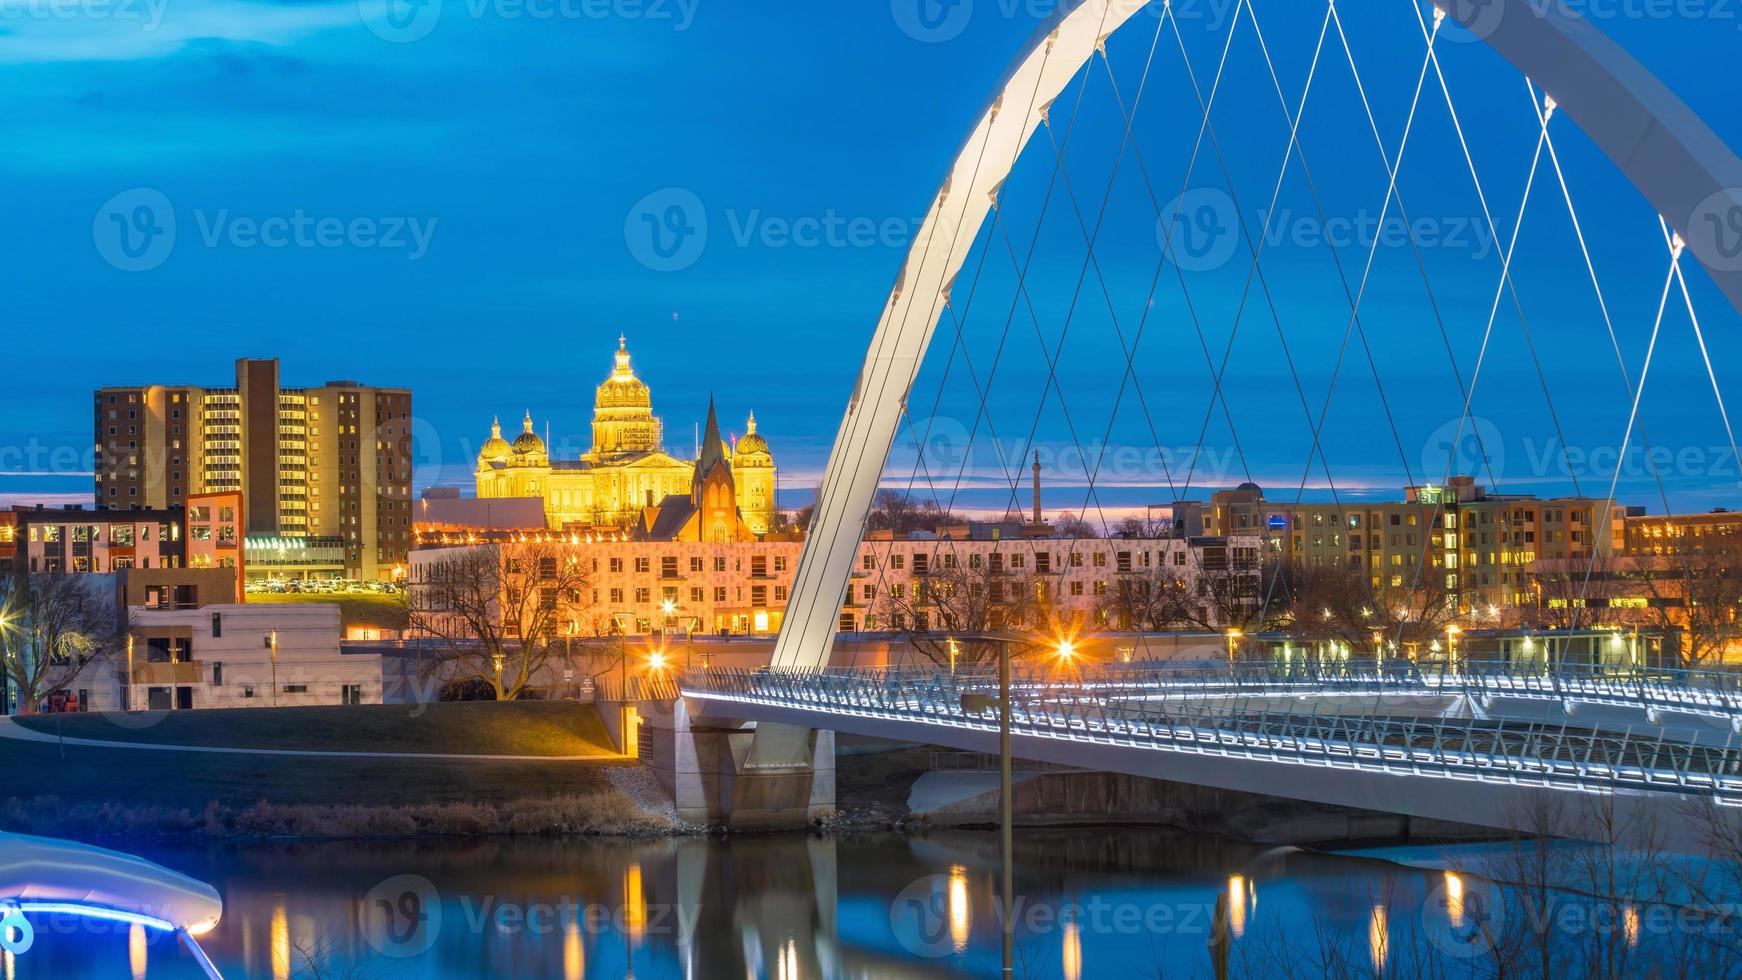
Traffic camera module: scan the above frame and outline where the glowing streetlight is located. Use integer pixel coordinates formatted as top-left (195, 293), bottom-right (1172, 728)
top-left (648, 650), bottom-right (668, 673)
top-left (1053, 639), bottom-right (1077, 662)
top-left (1445, 624), bottom-right (1461, 663)
top-left (1225, 628), bottom-right (1242, 667)
top-left (660, 599), bottom-right (676, 617)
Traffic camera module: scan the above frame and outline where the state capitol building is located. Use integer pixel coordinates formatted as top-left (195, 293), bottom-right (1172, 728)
top-left (474, 338), bottom-right (778, 538)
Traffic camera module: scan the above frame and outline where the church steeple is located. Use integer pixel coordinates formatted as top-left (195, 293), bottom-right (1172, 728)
top-left (694, 395), bottom-right (727, 482)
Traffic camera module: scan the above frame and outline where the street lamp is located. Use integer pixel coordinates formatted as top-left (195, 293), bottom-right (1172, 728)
top-left (952, 633), bottom-right (1021, 978)
top-left (1225, 628), bottom-right (1242, 668)
top-left (268, 630), bottom-right (278, 707)
top-left (1445, 624), bottom-right (1461, 665)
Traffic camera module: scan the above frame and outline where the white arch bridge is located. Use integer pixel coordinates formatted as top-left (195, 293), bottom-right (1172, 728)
top-left (638, 0), bottom-right (1742, 851)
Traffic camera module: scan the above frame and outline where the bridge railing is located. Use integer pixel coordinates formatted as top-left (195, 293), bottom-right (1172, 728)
top-left (679, 667), bottom-right (1742, 804)
top-left (766, 659), bottom-right (1742, 717)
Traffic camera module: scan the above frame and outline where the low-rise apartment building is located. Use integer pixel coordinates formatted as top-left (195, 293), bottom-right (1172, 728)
top-left (406, 523), bottom-right (1262, 638)
top-left (1196, 477), bottom-right (1619, 615)
top-left (56, 568), bottom-right (381, 712)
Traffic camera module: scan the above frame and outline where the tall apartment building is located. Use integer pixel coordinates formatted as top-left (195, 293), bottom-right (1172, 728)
top-left (94, 358), bottom-right (413, 580)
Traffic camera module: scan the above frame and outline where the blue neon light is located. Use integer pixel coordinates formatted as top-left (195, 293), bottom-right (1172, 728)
top-left (12, 901), bottom-right (178, 933)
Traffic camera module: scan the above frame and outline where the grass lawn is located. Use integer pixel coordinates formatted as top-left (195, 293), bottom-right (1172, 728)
top-left (0, 737), bottom-right (620, 809)
top-left (246, 591), bottom-right (409, 631)
top-left (12, 700), bottom-right (617, 757)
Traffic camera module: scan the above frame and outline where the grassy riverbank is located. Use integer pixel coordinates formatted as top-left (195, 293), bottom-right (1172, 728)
top-left (12, 700), bottom-right (616, 756)
top-left (0, 702), bottom-right (690, 840)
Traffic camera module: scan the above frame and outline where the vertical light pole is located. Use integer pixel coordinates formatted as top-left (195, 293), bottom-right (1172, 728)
top-left (997, 635), bottom-right (1013, 980)
top-left (268, 630), bottom-right (278, 707)
top-left (125, 633), bottom-right (135, 713)
top-left (956, 633), bottom-right (1017, 977)
top-left (1224, 628), bottom-right (1241, 669)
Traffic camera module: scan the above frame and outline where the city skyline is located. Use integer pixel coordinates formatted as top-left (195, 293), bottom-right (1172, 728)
top-left (5, 5), bottom-right (1742, 518)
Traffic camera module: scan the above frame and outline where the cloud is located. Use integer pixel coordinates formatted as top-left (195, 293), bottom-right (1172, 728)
top-left (0, 0), bottom-right (358, 64)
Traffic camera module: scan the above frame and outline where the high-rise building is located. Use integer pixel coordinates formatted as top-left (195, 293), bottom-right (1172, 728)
top-left (94, 358), bottom-right (412, 580)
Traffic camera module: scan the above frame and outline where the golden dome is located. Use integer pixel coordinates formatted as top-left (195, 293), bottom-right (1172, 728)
top-left (734, 411), bottom-right (770, 457)
top-left (595, 334), bottom-right (652, 411)
top-left (511, 411), bottom-right (547, 459)
top-left (478, 417), bottom-right (512, 464)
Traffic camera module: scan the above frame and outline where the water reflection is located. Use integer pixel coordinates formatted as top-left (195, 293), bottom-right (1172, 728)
top-left (1226, 874), bottom-right (1250, 939)
top-left (128, 923), bottom-right (147, 980)
top-left (945, 864), bottom-right (969, 953)
top-left (1368, 903), bottom-right (1388, 975)
top-left (1061, 917), bottom-right (1082, 980)
top-left (17, 829), bottom-right (1739, 978)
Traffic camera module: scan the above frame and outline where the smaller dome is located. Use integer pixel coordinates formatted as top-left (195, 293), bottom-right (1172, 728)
top-left (734, 411), bottom-right (770, 457)
top-left (511, 411), bottom-right (547, 458)
top-left (478, 417), bottom-right (512, 464)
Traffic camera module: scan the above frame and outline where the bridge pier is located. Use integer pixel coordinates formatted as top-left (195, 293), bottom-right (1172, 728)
top-left (637, 697), bottom-right (835, 829)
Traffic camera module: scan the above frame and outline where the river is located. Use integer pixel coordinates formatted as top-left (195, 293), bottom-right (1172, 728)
top-left (13, 829), bottom-right (1742, 978)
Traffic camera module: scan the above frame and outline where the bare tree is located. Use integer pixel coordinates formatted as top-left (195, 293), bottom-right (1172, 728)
top-left (1522, 556), bottom-right (1626, 631)
top-left (871, 552), bottom-right (1049, 668)
top-left (0, 573), bottom-right (118, 715)
top-left (1098, 548), bottom-right (1267, 632)
top-left (864, 490), bottom-right (961, 536)
top-left (1267, 560), bottom-right (1456, 651)
top-left (1621, 534), bottom-right (1742, 665)
top-left (1053, 511), bottom-right (1100, 538)
top-left (408, 542), bottom-right (592, 700)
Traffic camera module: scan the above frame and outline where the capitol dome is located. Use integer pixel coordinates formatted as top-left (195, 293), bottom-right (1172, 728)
top-left (511, 411), bottom-right (547, 462)
top-left (733, 411), bottom-right (771, 459)
top-left (589, 335), bottom-right (664, 458)
top-left (595, 335), bottom-right (653, 411)
top-left (478, 417), bottom-right (512, 465)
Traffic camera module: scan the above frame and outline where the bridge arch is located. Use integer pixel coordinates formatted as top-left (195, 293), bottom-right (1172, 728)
top-left (772, 0), bottom-right (1742, 668)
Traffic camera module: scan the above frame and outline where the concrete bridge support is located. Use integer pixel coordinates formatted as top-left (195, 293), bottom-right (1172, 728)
top-left (637, 697), bottom-right (835, 829)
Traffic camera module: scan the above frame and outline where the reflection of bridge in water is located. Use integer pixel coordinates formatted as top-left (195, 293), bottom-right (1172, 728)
top-left (174, 831), bottom-right (1619, 979)
top-left (672, 659), bottom-right (1742, 848)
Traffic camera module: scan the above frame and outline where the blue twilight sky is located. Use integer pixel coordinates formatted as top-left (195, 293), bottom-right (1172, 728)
top-left (3, 0), bottom-right (1741, 521)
